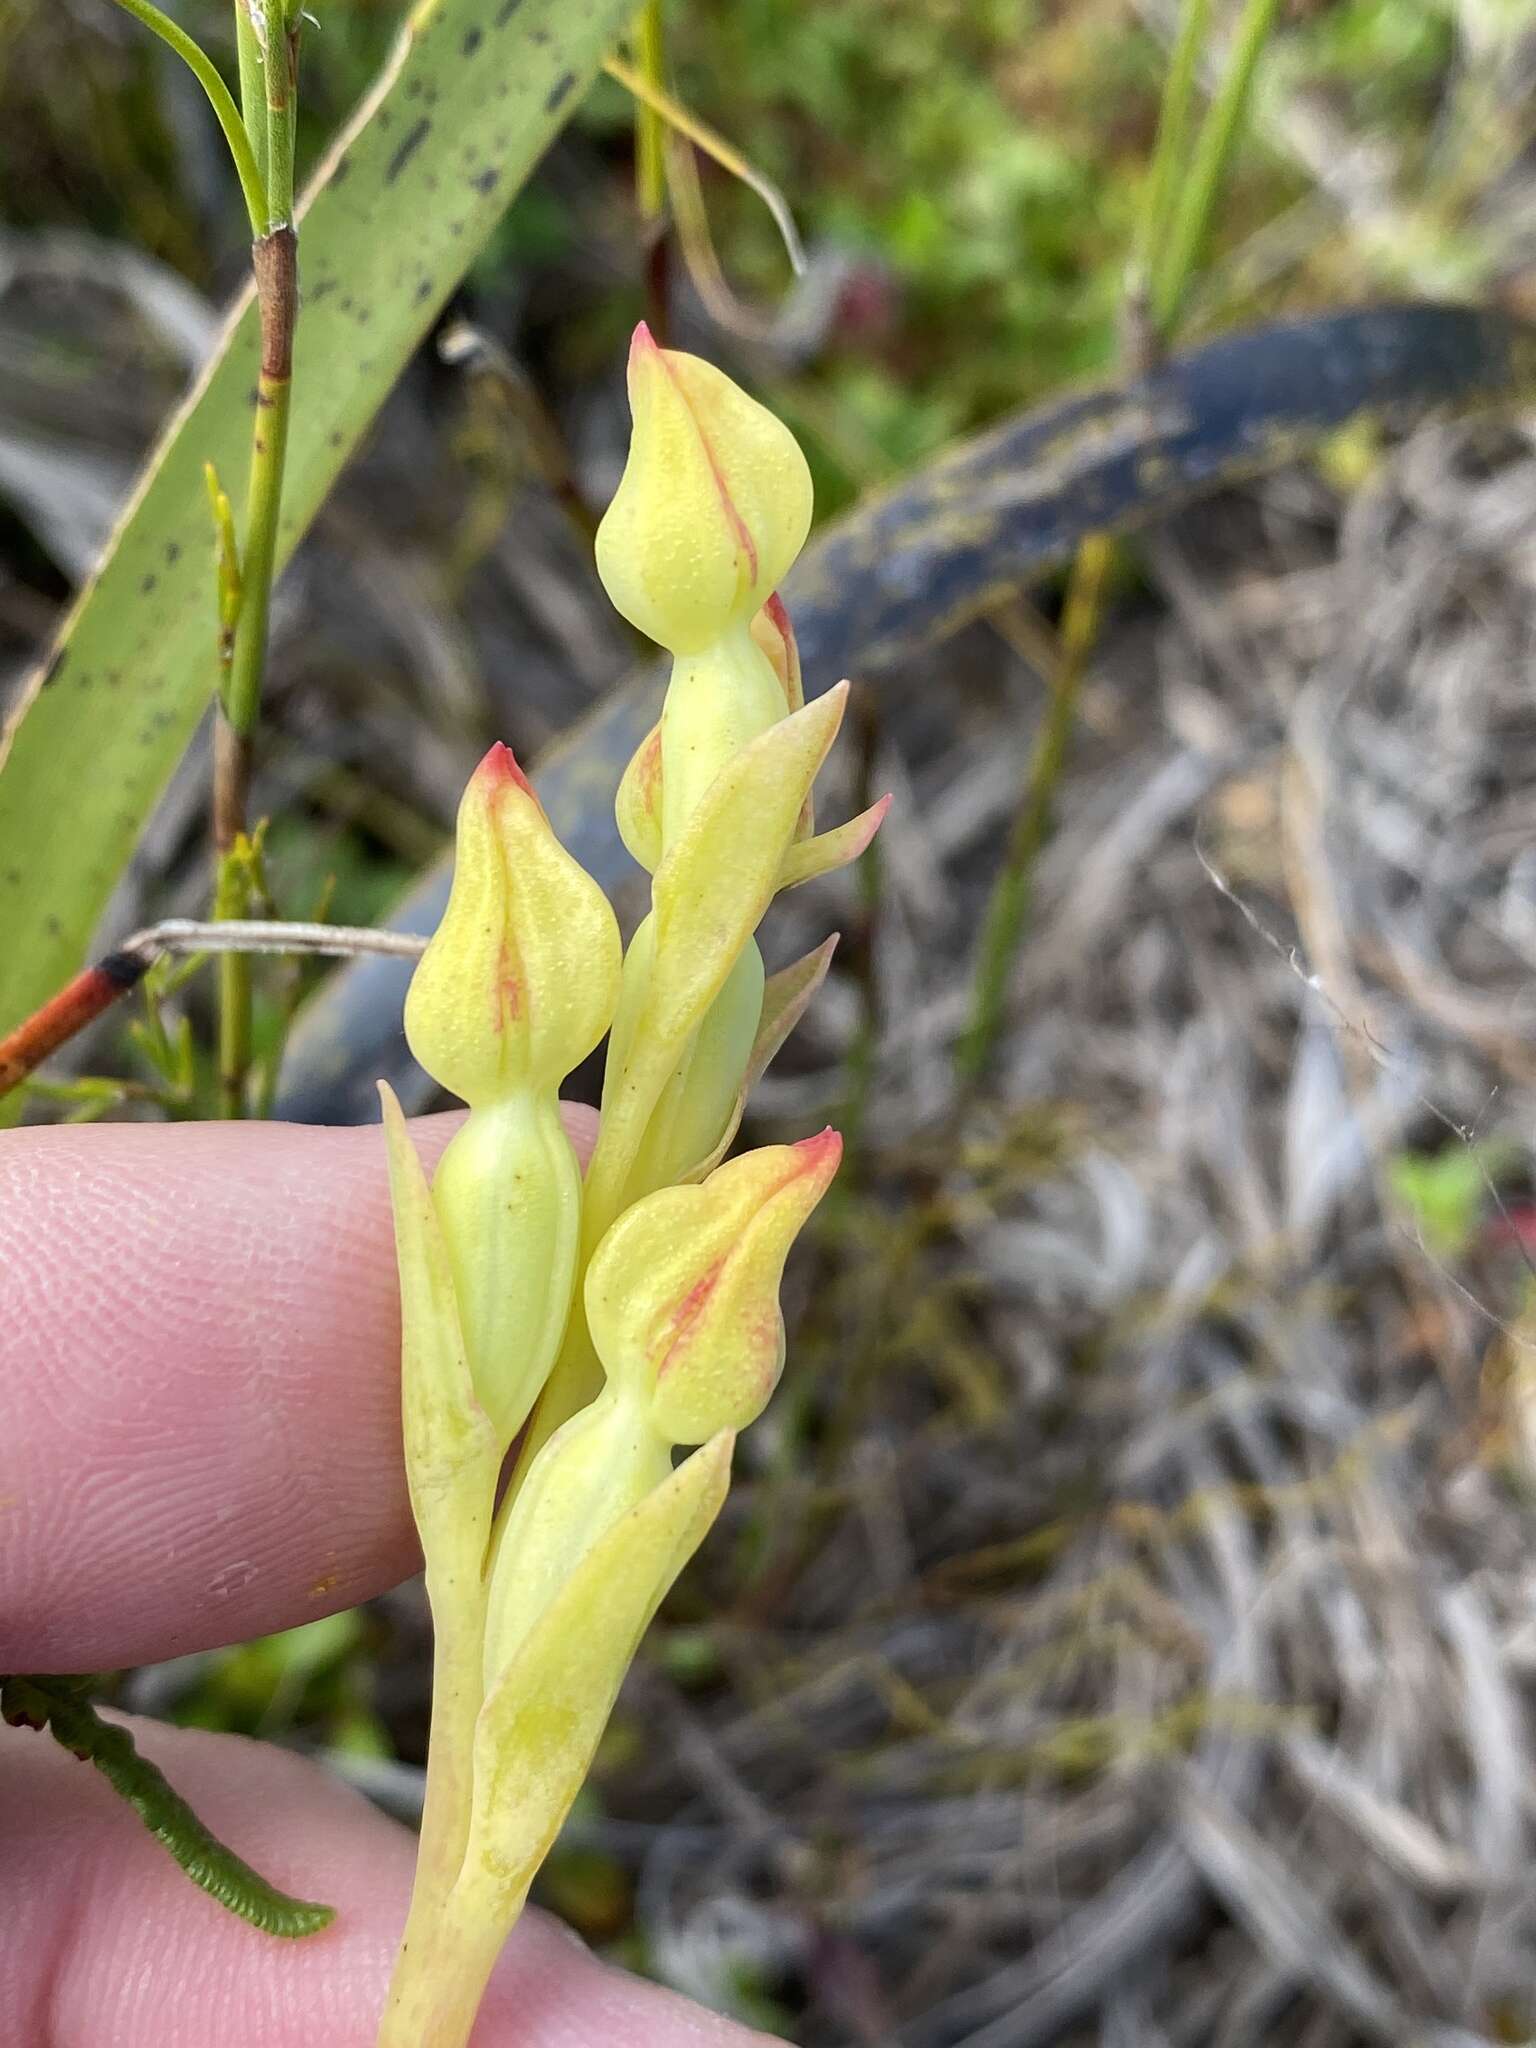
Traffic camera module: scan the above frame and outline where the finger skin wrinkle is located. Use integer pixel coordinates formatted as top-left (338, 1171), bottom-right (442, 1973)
top-left (0, 1110), bottom-right (594, 1671)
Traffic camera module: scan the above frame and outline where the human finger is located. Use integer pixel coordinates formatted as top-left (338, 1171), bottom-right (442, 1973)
top-left (0, 1107), bottom-right (596, 1670)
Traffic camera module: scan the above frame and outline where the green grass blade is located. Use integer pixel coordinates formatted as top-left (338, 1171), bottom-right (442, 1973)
top-left (0, 0), bottom-right (632, 1056)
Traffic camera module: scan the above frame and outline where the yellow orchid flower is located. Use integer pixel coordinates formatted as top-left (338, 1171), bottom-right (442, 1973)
top-left (404, 741), bottom-right (621, 1451)
top-left (481, 1133), bottom-right (840, 1684)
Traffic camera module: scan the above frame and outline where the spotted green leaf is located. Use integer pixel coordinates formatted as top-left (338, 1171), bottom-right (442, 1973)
top-left (0, 0), bottom-right (633, 1068)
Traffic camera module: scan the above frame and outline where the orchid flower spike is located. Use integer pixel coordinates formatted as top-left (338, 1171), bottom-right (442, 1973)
top-left (379, 333), bottom-right (879, 2048)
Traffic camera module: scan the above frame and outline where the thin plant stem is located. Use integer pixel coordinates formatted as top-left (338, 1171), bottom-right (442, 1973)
top-left (106, 0), bottom-right (268, 233)
top-left (234, 0), bottom-right (269, 192)
top-left (1153, 0), bottom-right (1283, 334)
top-left (633, 0), bottom-right (667, 226)
top-left (262, 2), bottom-right (299, 224)
top-left (376, 1876), bottom-right (512, 2048)
top-left (379, 1542), bottom-right (491, 2046)
top-left (1139, 0), bottom-right (1212, 288)
top-left (215, 3), bottom-right (300, 1115)
top-left (631, 0), bottom-right (670, 340)
top-left (603, 53), bottom-right (806, 279)
top-left (223, 231), bottom-right (296, 742)
top-left (212, 819), bottom-right (254, 1118)
top-left (957, 534), bottom-right (1115, 1092)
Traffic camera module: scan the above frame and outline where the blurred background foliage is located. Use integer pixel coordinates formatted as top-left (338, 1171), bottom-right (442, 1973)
top-left (11, 0), bottom-right (1536, 2040)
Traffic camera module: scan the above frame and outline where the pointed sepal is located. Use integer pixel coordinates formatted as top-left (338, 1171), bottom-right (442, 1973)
top-left (378, 1083), bottom-right (499, 1534)
top-left (777, 791), bottom-right (890, 891)
top-left (459, 1434), bottom-right (734, 1907)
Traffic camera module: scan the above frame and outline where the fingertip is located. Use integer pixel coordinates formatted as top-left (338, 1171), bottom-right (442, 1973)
top-left (0, 1717), bottom-right (768, 2047)
top-left (0, 1101), bottom-right (598, 1669)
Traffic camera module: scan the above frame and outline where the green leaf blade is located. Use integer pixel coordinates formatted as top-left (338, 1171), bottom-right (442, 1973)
top-left (0, 0), bottom-right (633, 1054)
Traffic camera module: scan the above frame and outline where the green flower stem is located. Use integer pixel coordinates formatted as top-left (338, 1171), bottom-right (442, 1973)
top-left (106, 0), bottom-right (268, 234)
top-left (382, 1534), bottom-right (491, 2037)
top-left (216, 220), bottom-right (296, 1116)
top-left (377, 1875), bottom-right (513, 2048)
top-left (262, 3), bottom-right (298, 227)
top-left (1139, 0), bottom-right (1212, 290)
top-left (211, 784), bottom-right (253, 1121)
top-left (633, 0), bottom-right (666, 224)
top-left (234, 0), bottom-right (270, 194)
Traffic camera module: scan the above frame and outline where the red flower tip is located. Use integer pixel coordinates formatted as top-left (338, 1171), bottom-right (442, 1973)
top-left (628, 320), bottom-right (662, 370)
top-left (475, 740), bottom-right (537, 802)
top-left (793, 1126), bottom-right (843, 1178)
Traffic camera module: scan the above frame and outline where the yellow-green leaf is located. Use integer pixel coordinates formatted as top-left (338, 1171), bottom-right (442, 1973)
top-left (460, 1432), bottom-right (733, 1906)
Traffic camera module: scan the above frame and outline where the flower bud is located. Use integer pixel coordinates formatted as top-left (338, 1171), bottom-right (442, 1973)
top-left (594, 325), bottom-right (813, 656)
top-left (585, 1130), bottom-right (842, 1444)
top-left (403, 742), bottom-right (622, 1109)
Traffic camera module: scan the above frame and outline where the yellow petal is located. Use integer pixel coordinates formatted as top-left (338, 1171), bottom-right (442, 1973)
top-left (614, 720), bottom-right (663, 874)
top-left (750, 593), bottom-right (812, 839)
top-left (749, 593), bottom-right (804, 713)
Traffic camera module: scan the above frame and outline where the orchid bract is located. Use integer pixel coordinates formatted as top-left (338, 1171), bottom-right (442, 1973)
top-left (375, 329), bottom-right (885, 2048)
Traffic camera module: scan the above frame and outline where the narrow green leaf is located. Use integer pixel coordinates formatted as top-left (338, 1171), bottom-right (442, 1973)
top-left (1, 1676), bottom-right (334, 1937)
top-left (0, 0), bottom-right (633, 1054)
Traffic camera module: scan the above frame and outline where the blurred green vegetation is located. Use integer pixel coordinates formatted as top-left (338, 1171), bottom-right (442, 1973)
top-left (171, 1612), bottom-right (392, 1755)
top-left (6, 0), bottom-right (1530, 485)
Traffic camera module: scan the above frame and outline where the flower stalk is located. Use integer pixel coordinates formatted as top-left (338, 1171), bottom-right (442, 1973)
top-left (377, 332), bottom-right (885, 2047)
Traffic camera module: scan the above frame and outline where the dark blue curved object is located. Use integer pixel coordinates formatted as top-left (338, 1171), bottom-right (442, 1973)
top-left (276, 301), bottom-right (1536, 1122)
